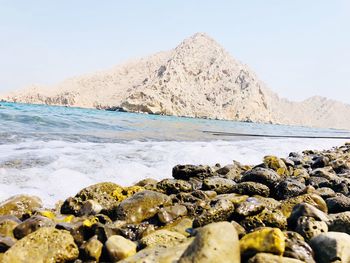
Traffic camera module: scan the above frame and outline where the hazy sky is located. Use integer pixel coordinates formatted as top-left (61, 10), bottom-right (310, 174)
top-left (1, 0), bottom-right (349, 104)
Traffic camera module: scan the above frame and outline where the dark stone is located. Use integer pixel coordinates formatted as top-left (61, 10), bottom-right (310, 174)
top-left (326, 194), bottom-right (350, 213)
top-left (172, 165), bottom-right (216, 180)
top-left (241, 167), bottom-right (281, 188)
top-left (193, 199), bottom-right (234, 228)
top-left (275, 179), bottom-right (306, 200)
top-left (287, 203), bottom-right (329, 230)
top-left (311, 156), bottom-right (329, 169)
top-left (315, 187), bottom-right (336, 199)
top-left (231, 182), bottom-right (270, 197)
top-left (240, 209), bottom-right (287, 231)
top-left (328, 212), bottom-right (350, 234)
top-left (235, 197), bottom-right (265, 217)
top-left (294, 216), bottom-right (328, 241)
top-left (13, 215), bottom-right (55, 239)
top-left (0, 236), bottom-right (15, 253)
top-left (284, 231), bottom-right (315, 263)
top-left (157, 179), bottom-right (193, 194)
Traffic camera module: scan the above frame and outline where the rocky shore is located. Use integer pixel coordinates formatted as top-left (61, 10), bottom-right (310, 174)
top-left (0, 143), bottom-right (350, 262)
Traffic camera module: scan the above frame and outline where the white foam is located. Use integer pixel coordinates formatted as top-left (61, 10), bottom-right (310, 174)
top-left (0, 138), bottom-right (347, 206)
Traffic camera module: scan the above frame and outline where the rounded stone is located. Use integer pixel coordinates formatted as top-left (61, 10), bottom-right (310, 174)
top-left (235, 197), bottom-right (265, 217)
top-left (202, 177), bottom-right (236, 194)
top-left (116, 190), bottom-right (171, 223)
top-left (231, 182), bottom-right (270, 197)
top-left (2, 227), bottom-right (79, 263)
top-left (106, 235), bottom-right (137, 261)
top-left (274, 179), bottom-right (306, 200)
top-left (240, 227), bottom-right (285, 257)
top-left (0, 195), bottom-right (42, 219)
top-left (179, 222), bottom-right (240, 263)
top-left (294, 216), bottom-right (328, 241)
top-left (309, 232), bottom-right (350, 263)
top-left (241, 167), bottom-right (281, 188)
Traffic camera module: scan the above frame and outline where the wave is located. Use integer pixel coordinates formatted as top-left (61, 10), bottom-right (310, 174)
top-left (0, 138), bottom-right (347, 206)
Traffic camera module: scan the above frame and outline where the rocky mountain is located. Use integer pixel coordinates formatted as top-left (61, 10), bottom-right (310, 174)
top-left (1, 33), bottom-right (350, 130)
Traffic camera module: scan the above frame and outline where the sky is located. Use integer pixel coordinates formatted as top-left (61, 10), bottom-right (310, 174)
top-left (0, 0), bottom-right (349, 104)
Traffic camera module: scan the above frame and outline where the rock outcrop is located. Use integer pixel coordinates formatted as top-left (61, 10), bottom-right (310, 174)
top-left (2, 33), bottom-right (350, 129)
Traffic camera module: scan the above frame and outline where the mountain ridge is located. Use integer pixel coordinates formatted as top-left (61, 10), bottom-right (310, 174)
top-left (1, 33), bottom-right (350, 130)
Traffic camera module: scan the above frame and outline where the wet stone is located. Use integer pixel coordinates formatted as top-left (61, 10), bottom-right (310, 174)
top-left (157, 204), bottom-right (187, 224)
top-left (326, 194), bottom-right (350, 213)
top-left (172, 165), bottom-right (216, 180)
top-left (0, 216), bottom-right (21, 238)
top-left (13, 215), bottom-right (55, 239)
top-left (309, 232), bottom-right (350, 263)
top-left (283, 231), bottom-right (315, 263)
top-left (315, 187), bottom-right (336, 199)
top-left (116, 190), bottom-right (171, 223)
top-left (274, 179), bottom-right (306, 200)
top-left (328, 211), bottom-right (350, 234)
top-left (60, 182), bottom-right (123, 217)
top-left (235, 197), bottom-right (265, 217)
top-left (294, 216), bottom-right (328, 241)
top-left (0, 236), bottom-right (15, 253)
top-left (193, 199), bottom-right (234, 228)
top-left (240, 227), bottom-right (285, 257)
top-left (0, 195), bottom-right (42, 220)
top-left (231, 182), bottom-right (270, 197)
top-left (202, 176), bottom-right (236, 194)
top-left (156, 179), bottom-right (193, 194)
top-left (287, 203), bottom-right (329, 230)
top-left (239, 208), bottom-right (287, 231)
top-left (241, 167), bottom-right (281, 188)
top-left (139, 229), bottom-right (187, 249)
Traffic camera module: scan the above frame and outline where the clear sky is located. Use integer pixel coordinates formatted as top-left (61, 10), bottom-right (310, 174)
top-left (1, 0), bottom-right (349, 104)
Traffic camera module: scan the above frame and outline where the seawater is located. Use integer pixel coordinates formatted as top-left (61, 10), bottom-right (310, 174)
top-left (0, 102), bottom-right (349, 206)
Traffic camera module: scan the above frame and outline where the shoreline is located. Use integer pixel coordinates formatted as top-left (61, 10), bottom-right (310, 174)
top-left (0, 143), bottom-right (350, 262)
top-left (2, 101), bottom-right (350, 134)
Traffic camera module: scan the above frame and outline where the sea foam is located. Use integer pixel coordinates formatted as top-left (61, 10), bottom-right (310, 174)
top-left (0, 138), bottom-right (347, 206)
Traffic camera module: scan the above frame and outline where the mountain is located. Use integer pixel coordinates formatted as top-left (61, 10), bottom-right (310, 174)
top-left (1, 33), bottom-right (350, 130)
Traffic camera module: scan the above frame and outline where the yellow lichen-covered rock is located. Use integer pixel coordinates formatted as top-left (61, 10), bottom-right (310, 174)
top-left (112, 186), bottom-right (144, 202)
top-left (280, 193), bottom-right (327, 217)
top-left (106, 235), bottom-right (137, 262)
top-left (140, 229), bottom-right (187, 248)
top-left (2, 227), bottom-right (79, 263)
top-left (38, 210), bottom-right (56, 219)
top-left (240, 227), bottom-right (285, 256)
top-left (60, 182), bottom-right (124, 216)
top-left (83, 216), bottom-right (100, 228)
top-left (263, 156), bottom-right (289, 175)
top-left (0, 195), bottom-right (42, 219)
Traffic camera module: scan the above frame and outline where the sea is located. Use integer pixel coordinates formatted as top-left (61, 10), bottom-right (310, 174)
top-left (1, 102), bottom-right (349, 206)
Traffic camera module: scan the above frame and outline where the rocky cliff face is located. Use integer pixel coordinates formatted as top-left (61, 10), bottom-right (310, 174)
top-left (1, 33), bottom-right (350, 129)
